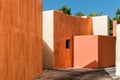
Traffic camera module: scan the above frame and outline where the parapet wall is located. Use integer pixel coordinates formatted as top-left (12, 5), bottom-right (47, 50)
top-left (92, 16), bottom-right (109, 35)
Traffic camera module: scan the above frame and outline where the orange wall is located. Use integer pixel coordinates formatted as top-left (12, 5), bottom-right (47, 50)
top-left (74, 35), bottom-right (116, 68)
top-left (54, 11), bottom-right (93, 69)
top-left (113, 20), bottom-right (120, 36)
top-left (98, 36), bottom-right (116, 68)
top-left (0, 0), bottom-right (42, 80)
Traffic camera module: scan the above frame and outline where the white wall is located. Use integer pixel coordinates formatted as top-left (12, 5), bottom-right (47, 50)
top-left (116, 24), bottom-right (120, 76)
top-left (43, 10), bottom-right (54, 69)
top-left (92, 16), bottom-right (109, 35)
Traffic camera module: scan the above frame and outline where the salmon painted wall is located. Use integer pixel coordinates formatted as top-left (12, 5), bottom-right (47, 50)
top-left (0, 0), bottom-right (42, 80)
top-left (74, 36), bottom-right (98, 68)
top-left (54, 11), bottom-right (93, 68)
top-left (113, 20), bottom-right (120, 36)
top-left (74, 35), bottom-right (116, 68)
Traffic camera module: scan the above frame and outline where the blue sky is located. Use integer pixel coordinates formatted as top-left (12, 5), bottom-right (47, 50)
top-left (43, 0), bottom-right (120, 18)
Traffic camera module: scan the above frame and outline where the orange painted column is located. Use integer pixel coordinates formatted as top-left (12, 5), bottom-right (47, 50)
top-left (0, 0), bottom-right (42, 80)
top-left (113, 20), bottom-right (120, 36)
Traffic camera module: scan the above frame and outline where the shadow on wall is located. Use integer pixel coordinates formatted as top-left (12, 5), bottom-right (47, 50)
top-left (83, 60), bottom-right (98, 69)
top-left (43, 40), bottom-right (53, 69)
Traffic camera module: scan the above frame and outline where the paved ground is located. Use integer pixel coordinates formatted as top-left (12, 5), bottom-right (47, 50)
top-left (34, 67), bottom-right (120, 80)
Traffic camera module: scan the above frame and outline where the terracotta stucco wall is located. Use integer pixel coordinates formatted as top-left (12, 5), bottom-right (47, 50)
top-left (74, 35), bottom-right (116, 68)
top-left (98, 36), bottom-right (116, 68)
top-left (113, 20), bottom-right (120, 36)
top-left (0, 0), bottom-right (42, 80)
top-left (54, 11), bottom-right (93, 68)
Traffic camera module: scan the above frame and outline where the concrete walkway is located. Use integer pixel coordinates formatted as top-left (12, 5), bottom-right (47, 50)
top-left (34, 67), bottom-right (120, 80)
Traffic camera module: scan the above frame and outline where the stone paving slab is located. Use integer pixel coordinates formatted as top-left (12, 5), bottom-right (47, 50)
top-left (34, 67), bottom-right (120, 80)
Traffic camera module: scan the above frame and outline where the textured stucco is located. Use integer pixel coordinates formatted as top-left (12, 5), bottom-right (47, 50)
top-left (43, 10), bottom-right (93, 69)
top-left (92, 16), bottom-right (109, 35)
top-left (0, 0), bottom-right (42, 80)
top-left (53, 11), bottom-right (93, 68)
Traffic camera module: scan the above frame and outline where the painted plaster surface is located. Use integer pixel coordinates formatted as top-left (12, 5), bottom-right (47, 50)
top-left (54, 11), bottom-right (93, 68)
top-left (0, 0), bottom-right (42, 80)
top-left (43, 11), bottom-right (54, 69)
top-left (92, 16), bottom-right (109, 35)
top-left (74, 35), bottom-right (98, 68)
top-left (43, 10), bottom-right (93, 69)
top-left (116, 24), bottom-right (120, 76)
top-left (74, 35), bottom-right (116, 68)
top-left (113, 20), bottom-right (120, 36)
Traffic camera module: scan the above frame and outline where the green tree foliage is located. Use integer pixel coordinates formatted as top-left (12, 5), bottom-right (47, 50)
top-left (99, 11), bottom-right (103, 16)
top-left (110, 9), bottom-right (120, 35)
top-left (75, 12), bottom-right (85, 16)
top-left (58, 5), bottom-right (71, 15)
top-left (113, 9), bottom-right (120, 20)
top-left (88, 13), bottom-right (98, 17)
top-left (109, 18), bottom-right (113, 36)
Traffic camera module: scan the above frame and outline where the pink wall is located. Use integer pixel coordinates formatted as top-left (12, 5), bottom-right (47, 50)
top-left (113, 20), bottom-right (120, 36)
top-left (74, 35), bottom-right (116, 68)
top-left (74, 35), bottom-right (98, 68)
